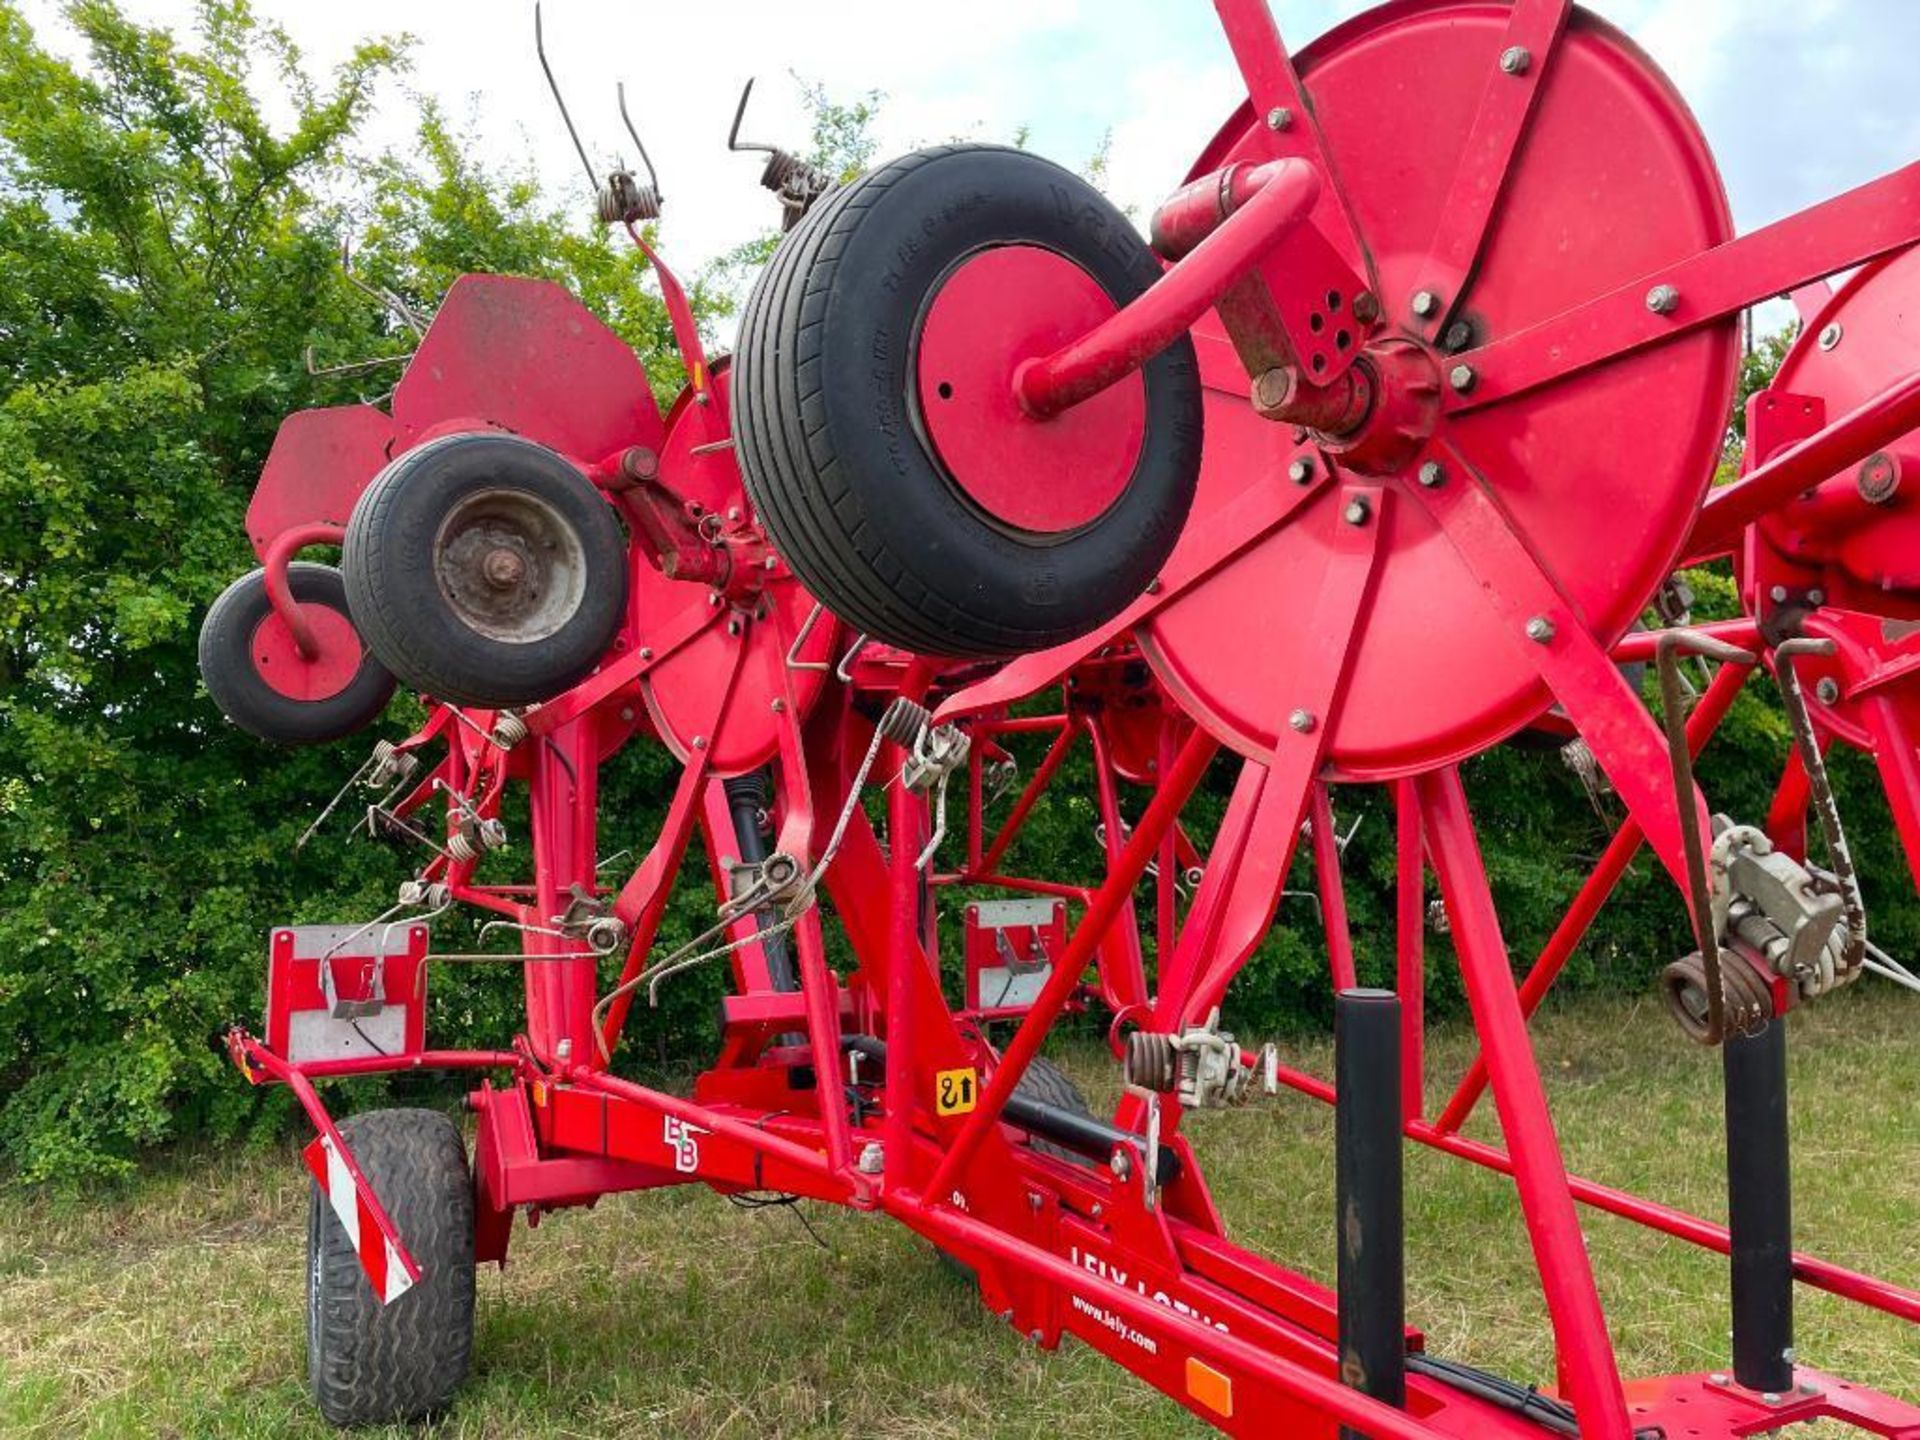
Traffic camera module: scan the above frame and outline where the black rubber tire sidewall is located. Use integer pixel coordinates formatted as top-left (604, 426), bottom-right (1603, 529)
top-left (737, 145), bottom-right (1202, 659)
top-left (342, 432), bottom-right (628, 708)
top-left (307, 1108), bottom-right (475, 1428)
top-left (198, 564), bottom-right (396, 745)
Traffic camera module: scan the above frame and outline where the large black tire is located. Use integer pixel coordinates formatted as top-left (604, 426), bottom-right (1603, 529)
top-left (735, 144), bottom-right (1202, 659)
top-left (198, 564), bottom-right (396, 745)
top-left (342, 432), bottom-right (628, 707)
top-left (308, 1109), bottom-right (475, 1428)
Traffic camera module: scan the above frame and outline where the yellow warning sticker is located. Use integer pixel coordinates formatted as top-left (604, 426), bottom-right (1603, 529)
top-left (935, 1067), bottom-right (979, 1116)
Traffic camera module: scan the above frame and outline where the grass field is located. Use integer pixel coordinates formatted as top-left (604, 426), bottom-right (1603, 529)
top-left (2, 987), bottom-right (1916, 1438)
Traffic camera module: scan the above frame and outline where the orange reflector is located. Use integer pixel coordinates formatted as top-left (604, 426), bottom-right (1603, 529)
top-left (1186, 1356), bottom-right (1234, 1417)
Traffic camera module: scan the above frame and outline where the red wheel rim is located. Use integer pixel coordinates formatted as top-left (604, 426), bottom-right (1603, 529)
top-left (251, 604), bottom-right (364, 702)
top-left (915, 245), bottom-right (1147, 534)
top-left (1138, 3), bottom-right (1738, 779)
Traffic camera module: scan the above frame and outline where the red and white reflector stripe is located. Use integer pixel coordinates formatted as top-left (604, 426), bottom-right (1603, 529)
top-left (302, 1132), bottom-right (422, 1304)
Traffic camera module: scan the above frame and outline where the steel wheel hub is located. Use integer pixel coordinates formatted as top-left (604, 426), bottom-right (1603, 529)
top-left (433, 487), bottom-right (586, 644)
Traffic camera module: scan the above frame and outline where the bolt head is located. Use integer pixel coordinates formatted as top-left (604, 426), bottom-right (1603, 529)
top-left (1762, 1392), bottom-right (1782, 1406)
top-left (1768, 585), bottom-right (1789, 604)
top-left (1819, 322), bottom-right (1844, 351)
top-left (1351, 292), bottom-right (1381, 325)
top-left (1288, 708), bottom-right (1317, 734)
top-left (1288, 456), bottom-right (1316, 484)
top-left (1709, 1373), bottom-right (1730, 1387)
top-left (1444, 320), bottom-right (1475, 352)
top-left (1145, 576), bottom-right (1163, 594)
top-left (1411, 289), bottom-right (1440, 319)
top-left (1266, 106), bottom-right (1293, 131)
top-left (1808, 587), bottom-right (1826, 606)
top-left (1449, 363), bottom-right (1478, 393)
top-left (1500, 45), bottom-right (1532, 74)
top-left (480, 546), bottom-right (528, 589)
top-left (1646, 284), bottom-right (1680, 315)
top-left (771, 698), bottom-right (786, 713)
top-left (763, 554), bottom-right (778, 570)
top-left (1525, 615), bottom-right (1556, 643)
top-left (1418, 460), bottom-right (1446, 488)
top-left (692, 735), bottom-right (708, 750)
top-left (1342, 497), bottom-right (1371, 526)
top-left (1815, 677), bottom-right (1840, 705)
top-left (638, 645), bottom-right (655, 660)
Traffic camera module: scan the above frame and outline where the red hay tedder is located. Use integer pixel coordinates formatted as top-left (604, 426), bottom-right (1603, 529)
top-left (196, 2), bottom-right (1920, 1433)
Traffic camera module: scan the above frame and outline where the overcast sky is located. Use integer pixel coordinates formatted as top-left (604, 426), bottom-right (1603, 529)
top-left (22, 0), bottom-right (1920, 328)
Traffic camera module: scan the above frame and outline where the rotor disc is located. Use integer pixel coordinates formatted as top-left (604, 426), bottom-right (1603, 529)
top-left (1138, 2), bottom-right (1738, 779)
top-left (635, 368), bottom-right (835, 776)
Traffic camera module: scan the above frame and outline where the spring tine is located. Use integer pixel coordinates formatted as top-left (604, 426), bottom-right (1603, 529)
top-left (1772, 637), bottom-right (1868, 967)
top-left (298, 749), bottom-right (384, 851)
top-left (835, 633), bottom-right (870, 683)
top-left (1655, 631), bottom-right (1733, 1044)
top-left (534, 2), bottom-right (602, 197)
top-left (785, 602), bottom-right (831, 672)
top-left (615, 82), bottom-right (662, 203)
top-left (727, 77), bottom-right (776, 155)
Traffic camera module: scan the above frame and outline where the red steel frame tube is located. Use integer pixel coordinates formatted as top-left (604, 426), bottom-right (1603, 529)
top-left (1691, 368), bottom-right (1920, 552)
top-left (1434, 657), bottom-right (1754, 1134)
top-left (1270, 1059), bottom-right (1920, 1328)
top-left (261, 522), bottom-right (346, 660)
top-left (975, 716), bottom-right (1080, 878)
top-left (884, 754), bottom-right (924, 1190)
top-left (895, 1198), bottom-right (1445, 1440)
top-left (1416, 767), bottom-right (1633, 1439)
top-left (1394, 779), bottom-right (1425, 1122)
top-left (924, 726), bottom-right (1219, 1204)
top-left (1015, 158), bottom-right (1322, 418)
top-left (525, 718), bottom-right (600, 1064)
top-left (1310, 784), bottom-right (1358, 991)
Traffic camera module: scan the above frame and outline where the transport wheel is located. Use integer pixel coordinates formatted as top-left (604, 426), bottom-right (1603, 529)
top-left (198, 564), bottom-right (396, 745)
top-left (308, 1109), bottom-right (475, 1428)
top-left (735, 144), bottom-right (1202, 659)
top-left (342, 432), bottom-right (627, 707)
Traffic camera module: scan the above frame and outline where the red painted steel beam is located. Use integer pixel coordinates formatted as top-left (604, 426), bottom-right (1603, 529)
top-left (1408, 0), bottom-right (1572, 331)
top-left (1015, 158), bottom-right (1321, 419)
top-left (1272, 1060), bottom-right (1920, 1329)
top-left (923, 726), bottom-right (1220, 1206)
top-left (898, 1197), bottom-right (1447, 1440)
top-left (1433, 657), bottom-right (1753, 1135)
top-left (1689, 368), bottom-right (1920, 555)
top-left (1446, 162), bottom-right (1920, 414)
top-left (1417, 767), bottom-right (1634, 1439)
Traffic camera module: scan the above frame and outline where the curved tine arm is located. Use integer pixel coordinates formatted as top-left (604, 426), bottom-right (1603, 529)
top-left (1656, 627), bottom-right (1757, 669)
top-left (534, 2), bottom-right (601, 194)
top-left (616, 82), bottom-right (661, 200)
top-left (728, 77), bottom-right (776, 154)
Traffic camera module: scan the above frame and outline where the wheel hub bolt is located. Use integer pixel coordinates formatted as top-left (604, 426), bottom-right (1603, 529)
top-left (482, 547), bottom-right (527, 588)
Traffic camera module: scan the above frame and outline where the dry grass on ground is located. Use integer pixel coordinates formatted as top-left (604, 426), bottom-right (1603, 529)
top-left (1, 988), bottom-right (1916, 1438)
